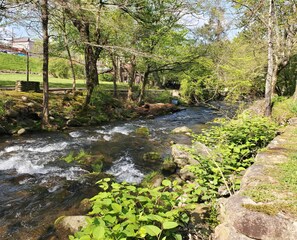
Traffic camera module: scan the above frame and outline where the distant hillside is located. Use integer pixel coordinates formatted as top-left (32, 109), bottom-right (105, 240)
top-left (0, 53), bottom-right (43, 73)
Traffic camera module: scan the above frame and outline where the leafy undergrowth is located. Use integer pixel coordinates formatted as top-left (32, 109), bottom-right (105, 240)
top-left (190, 112), bottom-right (277, 198)
top-left (70, 113), bottom-right (277, 240)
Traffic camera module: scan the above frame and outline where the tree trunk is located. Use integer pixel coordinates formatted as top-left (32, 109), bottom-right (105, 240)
top-left (26, 50), bottom-right (30, 82)
top-left (84, 44), bottom-right (99, 107)
top-left (152, 62), bottom-right (161, 88)
top-left (111, 54), bottom-right (121, 98)
top-left (127, 56), bottom-right (136, 102)
top-left (264, 0), bottom-right (274, 116)
top-left (138, 66), bottom-right (150, 105)
top-left (63, 34), bottom-right (76, 94)
top-left (41, 0), bottom-right (49, 127)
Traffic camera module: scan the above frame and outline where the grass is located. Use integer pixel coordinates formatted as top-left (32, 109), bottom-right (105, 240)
top-left (0, 53), bottom-right (42, 72)
top-left (0, 73), bottom-right (128, 90)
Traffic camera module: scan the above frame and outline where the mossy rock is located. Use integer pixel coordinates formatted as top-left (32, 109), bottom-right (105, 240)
top-left (143, 152), bottom-right (161, 162)
top-left (135, 126), bottom-right (150, 136)
top-left (141, 171), bottom-right (164, 188)
top-left (161, 159), bottom-right (177, 174)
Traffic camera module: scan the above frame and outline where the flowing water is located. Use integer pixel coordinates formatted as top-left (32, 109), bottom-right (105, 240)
top-left (0, 106), bottom-right (219, 239)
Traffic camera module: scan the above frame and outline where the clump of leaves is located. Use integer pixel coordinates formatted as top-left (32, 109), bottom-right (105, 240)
top-left (189, 112), bottom-right (277, 199)
top-left (63, 150), bottom-right (90, 163)
top-left (70, 178), bottom-right (197, 240)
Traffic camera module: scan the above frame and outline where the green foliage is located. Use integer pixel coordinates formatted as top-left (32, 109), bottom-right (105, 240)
top-left (145, 90), bottom-right (172, 104)
top-left (70, 178), bottom-right (195, 240)
top-left (63, 150), bottom-right (90, 164)
top-left (272, 97), bottom-right (297, 124)
top-left (49, 58), bottom-right (84, 79)
top-left (189, 113), bottom-right (277, 198)
top-left (63, 150), bottom-right (103, 173)
top-left (180, 57), bottom-right (217, 103)
top-left (0, 99), bottom-right (4, 116)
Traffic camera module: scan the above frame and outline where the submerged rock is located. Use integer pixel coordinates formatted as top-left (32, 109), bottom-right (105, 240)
top-left (171, 126), bottom-right (192, 134)
top-left (143, 152), bottom-right (161, 162)
top-left (135, 126), bottom-right (150, 136)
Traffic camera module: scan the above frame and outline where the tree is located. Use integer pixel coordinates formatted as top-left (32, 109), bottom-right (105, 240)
top-left (41, 0), bottom-right (49, 126)
top-left (56, 0), bottom-right (106, 107)
top-left (119, 0), bottom-right (187, 104)
top-left (232, 0), bottom-right (297, 115)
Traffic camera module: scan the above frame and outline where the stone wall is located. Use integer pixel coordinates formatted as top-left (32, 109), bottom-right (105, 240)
top-left (15, 81), bottom-right (40, 92)
top-left (213, 118), bottom-right (297, 240)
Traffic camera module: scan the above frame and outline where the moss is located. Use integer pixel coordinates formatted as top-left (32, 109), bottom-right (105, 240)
top-left (243, 203), bottom-right (280, 216)
top-left (143, 152), bottom-right (161, 162)
top-left (272, 97), bottom-right (297, 124)
top-left (135, 126), bottom-right (150, 136)
top-left (243, 151), bottom-right (297, 216)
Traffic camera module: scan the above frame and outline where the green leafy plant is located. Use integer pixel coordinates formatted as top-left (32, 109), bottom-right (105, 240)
top-left (188, 113), bottom-right (277, 199)
top-left (70, 178), bottom-right (198, 240)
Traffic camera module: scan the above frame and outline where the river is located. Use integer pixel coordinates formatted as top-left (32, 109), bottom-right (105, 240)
top-left (0, 106), bottom-right (218, 239)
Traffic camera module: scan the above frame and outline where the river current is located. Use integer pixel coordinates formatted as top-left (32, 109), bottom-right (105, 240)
top-left (0, 106), bottom-right (218, 239)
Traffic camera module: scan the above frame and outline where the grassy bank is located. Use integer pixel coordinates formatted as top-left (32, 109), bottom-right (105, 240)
top-left (0, 53), bottom-right (42, 72)
top-left (0, 73), bottom-right (129, 90)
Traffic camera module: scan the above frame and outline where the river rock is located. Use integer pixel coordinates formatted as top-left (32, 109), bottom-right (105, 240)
top-left (171, 126), bottom-right (192, 134)
top-left (21, 96), bottom-right (28, 102)
top-left (172, 144), bottom-right (195, 168)
top-left (143, 152), bottom-right (161, 162)
top-left (5, 109), bottom-right (19, 118)
top-left (135, 126), bottom-right (150, 136)
top-left (17, 128), bottom-right (26, 135)
top-left (55, 215), bottom-right (91, 239)
top-left (179, 165), bottom-right (196, 180)
top-left (161, 159), bottom-right (177, 174)
top-left (66, 119), bottom-right (82, 127)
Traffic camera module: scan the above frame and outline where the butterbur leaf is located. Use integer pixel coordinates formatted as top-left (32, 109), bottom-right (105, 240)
top-left (80, 235), bottom-right (91, 240)
top-left (111, 203), bottom-right (122, 213)
top-left (162, 179), bottom-right (171, 187)
top-left (104, 215), bottom-right (116, 224)
top-left (138, 227), bottom-right (147, 238)
top-left (93, 226), bottom-right (105, 239)
top-left (142, 225), bottom-right (162, 236)
top-left (163, 221), bottom-right (178, 229)
top-left (174, 233), bottom-right (183, 240)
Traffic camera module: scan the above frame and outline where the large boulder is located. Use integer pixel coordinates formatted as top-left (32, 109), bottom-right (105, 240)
top-left (55, 215), bottom-right (91, 239)
top-left (213, 195), bottom-right (297, 240)
top-left (171, 144), bottom-right (196, 168)
top-left (171, 142), bottom-right (212, 168)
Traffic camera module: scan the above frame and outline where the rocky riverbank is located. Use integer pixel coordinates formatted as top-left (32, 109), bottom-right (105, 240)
top-left (0, 90), bottom-right (179, 136)
top-left (214, 118), bottom-right (297, 240)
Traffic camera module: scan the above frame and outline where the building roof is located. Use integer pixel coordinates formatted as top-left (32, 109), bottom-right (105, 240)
top-left (12, 38), bottom-right (34, 43)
